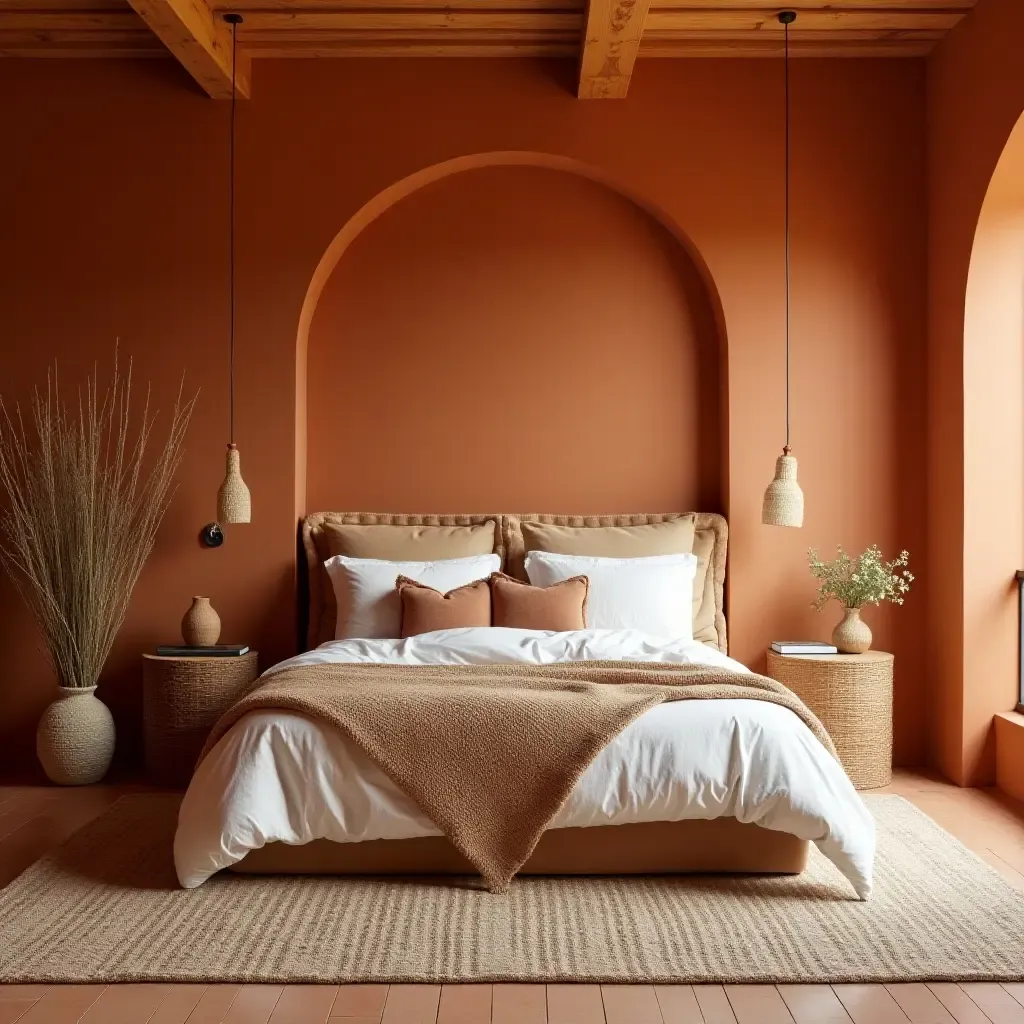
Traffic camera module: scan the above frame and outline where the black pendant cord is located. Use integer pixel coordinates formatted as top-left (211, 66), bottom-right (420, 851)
top-left (780, 10), bottom-right (795, 452)
top-left (226, 14), bottom-right (241, 447)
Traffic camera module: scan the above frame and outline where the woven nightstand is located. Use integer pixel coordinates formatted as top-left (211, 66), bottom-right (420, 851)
top-left (766, 649), bottom-right (894, 790)
top-left (142, 651), bottom-right (259, 787)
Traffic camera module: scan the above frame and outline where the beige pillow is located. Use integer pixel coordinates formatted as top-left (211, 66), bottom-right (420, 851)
top-left (690, 527), bottom-right (717, 646)
top-left (510, 516), bottom-right (713, 642)
top-left (320, 521), bottom-right (498, 561)
top-left (312, 521), bottom-right (499, 647)
top-left (519, 517), bottom-right (695, 560)
top-left (490, 572), bottom-right (588, 631)
top-left (396, 576), bottom-right (492, 638)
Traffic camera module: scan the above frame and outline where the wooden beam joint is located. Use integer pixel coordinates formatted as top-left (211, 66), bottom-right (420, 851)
top-left (126, 0), bottom-right (250, 99)
top-left (578, 0), bottom-right (652, 98)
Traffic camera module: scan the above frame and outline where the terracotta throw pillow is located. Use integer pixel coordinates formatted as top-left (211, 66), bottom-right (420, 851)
top-left (490, 572), bottom-right (589, 631)
top-left (396, 576), bottom-right (492, 638)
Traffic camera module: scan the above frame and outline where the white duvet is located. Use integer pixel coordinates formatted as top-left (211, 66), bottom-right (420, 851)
top-left (174, 628), bottom-right (875, 898)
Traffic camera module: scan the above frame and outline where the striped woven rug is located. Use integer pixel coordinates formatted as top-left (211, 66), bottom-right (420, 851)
top-left (1, 794), bottom-right (1023, 983)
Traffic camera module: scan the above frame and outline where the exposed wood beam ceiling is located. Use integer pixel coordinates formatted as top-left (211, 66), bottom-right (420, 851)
top-left (579, 0), bottom-right (655, 99)
top-left (0, 1), bottom-right (976, 100)
top-left (125, 0), bottom-right (250, 97)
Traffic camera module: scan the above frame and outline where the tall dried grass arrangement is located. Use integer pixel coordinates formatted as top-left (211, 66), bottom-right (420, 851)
top-left (0, 357), bottom-right (194, 689)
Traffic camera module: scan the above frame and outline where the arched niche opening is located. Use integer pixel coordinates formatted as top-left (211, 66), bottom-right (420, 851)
top-left (960, 108), bottom-right (1024, 777)
top-left (297, 155), bottom-right (726, 517)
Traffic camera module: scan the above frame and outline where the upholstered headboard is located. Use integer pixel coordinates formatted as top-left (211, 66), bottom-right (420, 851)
top-left (300, 512), bottom-right (728, 654)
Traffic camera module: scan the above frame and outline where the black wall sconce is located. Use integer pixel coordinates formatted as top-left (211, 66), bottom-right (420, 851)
top-left (200, 522), bottom-right (225, 548)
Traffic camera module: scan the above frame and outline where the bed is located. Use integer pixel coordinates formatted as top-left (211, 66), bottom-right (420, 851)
top-left (173, 513), bottom-right (875, 898)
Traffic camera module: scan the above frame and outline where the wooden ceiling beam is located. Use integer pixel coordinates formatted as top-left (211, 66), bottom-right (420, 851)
top-left (578, 0), bottom-right (654, 99)
top-left (0, 0), bottom-right (978, 65)
top-left (125, 0), bottom-right (249, 99)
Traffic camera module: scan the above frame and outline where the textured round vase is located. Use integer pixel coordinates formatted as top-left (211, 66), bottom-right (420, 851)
top-left (182, 596), bottom-right (221, 646)
top-left (36, 686), bottom-right (116, 786)
top-left (832, 606), bottom-right (872, 654)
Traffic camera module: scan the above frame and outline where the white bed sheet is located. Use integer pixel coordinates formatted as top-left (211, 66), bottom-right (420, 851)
top-left (174, 628), bottom-right (875, 897)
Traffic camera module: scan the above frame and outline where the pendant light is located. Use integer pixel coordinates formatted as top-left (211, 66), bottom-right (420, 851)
top-left (216, 11), bottom-right (251, 525)
top-left (761, 9), bottom-right (804, 529)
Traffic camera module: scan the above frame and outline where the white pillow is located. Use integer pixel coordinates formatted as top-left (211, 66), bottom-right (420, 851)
top-left (523, 551), bottom-right (697, 641)
top-left (326, 554), bottom-right (501, 640)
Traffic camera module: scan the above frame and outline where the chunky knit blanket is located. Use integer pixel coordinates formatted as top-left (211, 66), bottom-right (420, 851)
top-left (202, 661), bottom-right (837, 892)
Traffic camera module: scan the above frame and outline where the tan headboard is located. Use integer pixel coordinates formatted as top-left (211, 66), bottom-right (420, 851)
top-left (300, 512), bottom-right (728, 654)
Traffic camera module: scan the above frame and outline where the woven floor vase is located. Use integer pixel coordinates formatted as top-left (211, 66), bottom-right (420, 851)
top-left (36, 687), bottom-right (115, 786)
top-left (832, 606), bottom-right (872, 654)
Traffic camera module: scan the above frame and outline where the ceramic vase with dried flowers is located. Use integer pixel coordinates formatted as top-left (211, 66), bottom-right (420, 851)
top-left (808, 545), bottom-right (914, 654)
top-left (0, 355), bottom-right (194, 784)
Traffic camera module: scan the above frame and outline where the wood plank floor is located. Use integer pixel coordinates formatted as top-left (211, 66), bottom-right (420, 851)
top-left (1, 769), bottom-right (1024, 1023)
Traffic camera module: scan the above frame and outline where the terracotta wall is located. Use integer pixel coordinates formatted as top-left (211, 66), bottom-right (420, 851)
top-left (927, 0), bottom-right (1024, 784)
top-left (307, 163), bottom-right (722, 514)
top-left (0, 56), bottom-right (927, 772)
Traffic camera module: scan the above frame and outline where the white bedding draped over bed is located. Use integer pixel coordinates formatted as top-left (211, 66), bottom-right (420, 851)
top-left (174, 628), bottom-right (875, 897)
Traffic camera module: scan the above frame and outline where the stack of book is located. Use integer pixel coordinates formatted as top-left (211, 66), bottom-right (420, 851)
top-left (770, 641), bottom-right (838, 657)
top-left (155, 644), bottom-right (250, 657)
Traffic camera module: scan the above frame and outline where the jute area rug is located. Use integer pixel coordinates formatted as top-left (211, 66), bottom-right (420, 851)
top-left (1, 794), bottom-right (1023, 984)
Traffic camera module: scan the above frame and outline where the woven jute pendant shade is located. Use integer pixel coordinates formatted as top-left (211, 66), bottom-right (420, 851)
top-left (761, 445), bottom-right (804, 528)
top-left (217, 443), bottom-right (250, 523)
top-left (762, 10), bottom-right (805, 530)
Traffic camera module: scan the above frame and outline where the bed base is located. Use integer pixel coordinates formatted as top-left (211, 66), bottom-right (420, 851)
top-left (230, 818), bottom-right (809, 877)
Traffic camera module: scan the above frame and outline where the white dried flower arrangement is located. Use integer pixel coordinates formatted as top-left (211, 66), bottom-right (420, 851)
top-left (808, 545), bottom-right (914, 611)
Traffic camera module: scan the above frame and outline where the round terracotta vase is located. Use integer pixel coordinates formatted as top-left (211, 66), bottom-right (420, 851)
top-left (832, 606), bottom-right (872, 655)
top-left (181, 596), bottom-right (221, 646)
top-left (36, 686), bottom-right (116, 786)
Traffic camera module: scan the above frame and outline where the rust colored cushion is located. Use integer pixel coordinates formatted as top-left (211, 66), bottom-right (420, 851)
top-left (490, 572), bottom-right (589, 632)
top-left (396, 576), bottom-right (492, 638)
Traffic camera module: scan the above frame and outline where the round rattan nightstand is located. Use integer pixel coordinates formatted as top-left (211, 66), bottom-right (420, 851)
top-left (766, 649), bottom-right (894, 790)
top-left (142, 651), bottom-right (258, 788)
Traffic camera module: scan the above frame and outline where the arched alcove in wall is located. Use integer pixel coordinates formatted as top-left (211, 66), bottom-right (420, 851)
top-left (959, 108), bottom-right (1024, 775)
top-left (297, 156), bottom-right (726, 516)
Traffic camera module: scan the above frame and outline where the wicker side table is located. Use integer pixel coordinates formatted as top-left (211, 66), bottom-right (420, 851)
top-left (766, 649), bottom-right (894, 790)
top-left (142, 651), bottom-right (259, 787)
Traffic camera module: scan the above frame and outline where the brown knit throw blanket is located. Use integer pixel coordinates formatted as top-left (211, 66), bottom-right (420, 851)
top-left (202, 661), bottom-right (838, 892)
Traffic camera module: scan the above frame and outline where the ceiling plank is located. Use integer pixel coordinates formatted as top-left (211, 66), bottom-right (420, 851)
top-left (0, 0), bottom-right (127, 9)
top-left (239, 11), bottom-right (579, 31)
top-left (246, 40), bottom-right (578, 56)
top-left (643, 9), bottom-right (964, 31)
top-left (125, 0), bottom-right (249, 99)
top-left (245, 30), bottom-right (581, 43)
top-left (578, 0), bottom-right (654, 99)
top-left (0, 12), bottom-right (142, 30)
top-left (0, 43), bottom-right (165, 55)
top-left (649, 0), bottom-right (972, 6)
top-left (214, 0), bottom-right (969, 7)
top-left (640, 36), bottom-right (936, 56)
top-left (212, 0), bottom-right (584, 7)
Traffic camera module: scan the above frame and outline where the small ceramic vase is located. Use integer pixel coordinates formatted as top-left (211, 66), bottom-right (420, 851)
top-left (832, 605), bottom-right (872, 654)
top-left (36, 686), bottom-right (116, 785)
top-left (181, 596), bottom-right (221, 646)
